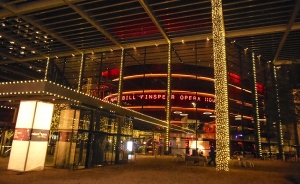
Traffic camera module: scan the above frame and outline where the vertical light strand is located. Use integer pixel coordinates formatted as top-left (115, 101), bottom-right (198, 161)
top-left (117, 48), bottom-right (125, 106)
top-left (273, 65), bottom-right (284, 154)
top-left (165, 41), bottom-right (172, 153)
top-left (211, 0), bottom-right (230, 171)
top-left (44, 57), bottom-right (50, 81)
top-left (252, 52), bottom-right (262, 157)
top-left (78, 53), bottom-right (85, 91)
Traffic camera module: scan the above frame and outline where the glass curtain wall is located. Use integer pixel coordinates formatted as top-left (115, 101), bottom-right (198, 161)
top-left (275, 65), bottom-right (298, 159)
top-left (170, 40), bottom-right (214, 156)
top-left (47, 103), bottom-right (133, 169)
top-left (112, 44), bottom-right (169, 155)
top-left (0, 107), bottom-right (16, 157)
top-left (226, 41), bottom-right (259, 157)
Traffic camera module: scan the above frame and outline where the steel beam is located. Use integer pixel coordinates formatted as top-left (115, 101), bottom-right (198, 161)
top-left (272, 0), bottom-right (300, 63)
top-left (65, 1), bottom-right (123, 48)
top-left (138, 0), bottom-right (170, 42)
top-left (0, 3), bottom-right (81, 53)
top-left (0, 66), bottom-right (38, 79)
top-left (2, 23), bottom-right (300, 64)
top-left (0, 0), bottom-right (84, 18)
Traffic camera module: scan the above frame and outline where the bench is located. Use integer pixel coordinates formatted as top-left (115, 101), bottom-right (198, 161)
top-left (185, 156), bottom-right (208, 166)
top-left (174, 154), bottom-right (184, 162)
top-left (240, 158), bottom-right (254, 167)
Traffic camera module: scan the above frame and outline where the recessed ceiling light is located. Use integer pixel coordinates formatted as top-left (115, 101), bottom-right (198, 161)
top-left (180, 113), bottom-right (188, 116)
top-left (203, 112), bottom-right (212, 115)
top-left (173, 111), bottom-right (182, 114)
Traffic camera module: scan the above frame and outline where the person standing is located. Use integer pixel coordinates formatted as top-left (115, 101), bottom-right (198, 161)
top-left (208, 144), bottom-right (216, 166)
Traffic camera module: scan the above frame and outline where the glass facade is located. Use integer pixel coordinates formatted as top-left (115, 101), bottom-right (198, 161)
top-left (0, 38), bottom-right (299, 169)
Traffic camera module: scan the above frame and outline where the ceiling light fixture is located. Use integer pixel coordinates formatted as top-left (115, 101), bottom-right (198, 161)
top-left (173, 111), bottom-right (182, 114)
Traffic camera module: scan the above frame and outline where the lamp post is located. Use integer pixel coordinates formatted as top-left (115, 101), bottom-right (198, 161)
top-left (192, 102), bottom-right (197, 151)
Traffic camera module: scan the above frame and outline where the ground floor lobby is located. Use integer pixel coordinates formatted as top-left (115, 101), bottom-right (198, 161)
top-left (0, 154), bottom-right (299, 184)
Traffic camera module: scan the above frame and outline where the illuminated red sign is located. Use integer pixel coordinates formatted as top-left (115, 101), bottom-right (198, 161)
top-left (103, 93), bottom-right (215, 103)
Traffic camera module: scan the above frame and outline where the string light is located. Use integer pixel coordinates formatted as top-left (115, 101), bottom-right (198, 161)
top-left (212, 0), bottom-right (230, 171)
top-left (273, 65), bottom-right (284, 154)
top-left (166, 41), bottom-right (172, 153)
top-left (78, 54), bottom-right (84, 91)
top-left (252, 52), bottom-right (262, 157)
top-left (117, 48), bottom-right (125, 106)
top-left (44, 57), bottom-right (50, 80)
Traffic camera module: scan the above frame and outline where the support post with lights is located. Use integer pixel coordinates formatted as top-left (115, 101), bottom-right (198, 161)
top-left (252, 52), bottom-right (262, 158)
top-left (211, 0), bottom-right (230, 171)
top-left (97, 53), bottom-right (104, 98)
top-left (78, 54), bottom-right (86, 92)
top-left (165, 41), bottom-right (172, 155)
top-left (117, 48), bottom-right (125, 106)
top-left (44, 57), bottom-right (50, 81)
top-left (272, 64), bottom-right (284, 158)
top-left (116, 48), bottom-right (125, 163)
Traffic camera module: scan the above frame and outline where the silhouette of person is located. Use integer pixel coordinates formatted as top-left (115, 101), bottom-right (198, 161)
top-left (208, 144), bottom-right (216, 166)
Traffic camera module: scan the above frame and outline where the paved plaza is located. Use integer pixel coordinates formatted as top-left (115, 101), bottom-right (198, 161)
top-left (0, 155), bottom-right (299, 184)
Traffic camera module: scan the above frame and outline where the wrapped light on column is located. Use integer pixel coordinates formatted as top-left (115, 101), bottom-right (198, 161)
top-left (118, 48), bottom-right (125, 106)
top-left (78, 53), bottom-right (85, 91)
top-left (252, 52), bottom-right (262, 157)
top-left (44, 57), bottom-right (50, 81)
top-left (273, 65), bottom-right (284, 152)
top-left (211, 0), bottom-right (230, 171)
top-left (165, 41), bottom-right (172, 153)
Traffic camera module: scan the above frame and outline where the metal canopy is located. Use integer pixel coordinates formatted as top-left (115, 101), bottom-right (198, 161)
top-left (0, 80), bottom-right (190, 132)
top-left (0, 0), bottom-right (299, 83)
